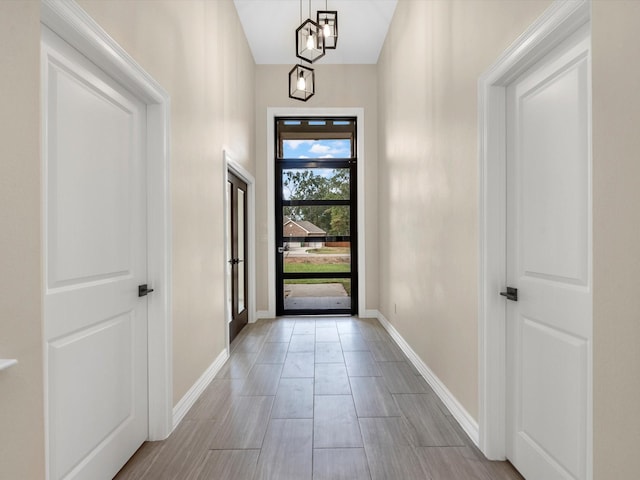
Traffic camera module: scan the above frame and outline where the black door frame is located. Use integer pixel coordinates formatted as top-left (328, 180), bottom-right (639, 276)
top-left (275, 117), bottom-right (358, 316)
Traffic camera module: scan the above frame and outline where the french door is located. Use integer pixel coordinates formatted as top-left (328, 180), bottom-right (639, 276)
top-left (228, 171), bottom-right (249, 342)
top-left (275, 117), bottom-right (358, 316)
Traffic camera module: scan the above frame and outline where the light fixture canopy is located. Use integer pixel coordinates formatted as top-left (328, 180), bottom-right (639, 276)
top-left (296, 18), bottom-right (325, 63)
top-left (288, 64), bottom-right (315, 102)
top-left (317, 10), bottom-right (338, 49)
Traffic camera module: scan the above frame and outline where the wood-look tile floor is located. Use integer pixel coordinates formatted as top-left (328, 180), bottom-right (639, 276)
top-left (114, 317), bottom-right (524, 480)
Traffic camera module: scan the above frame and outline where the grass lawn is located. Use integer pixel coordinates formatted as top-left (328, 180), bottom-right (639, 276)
top-left (284, 259), bottom-right (352, 296)
top-left (284, 262), bottom-right (350, 273)
top-left (305, 247), bottom-right (350, 254)
top-left (284, 278), bottom-right (352, 296)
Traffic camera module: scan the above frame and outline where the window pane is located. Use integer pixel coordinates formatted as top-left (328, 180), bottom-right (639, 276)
top-left (284, 278), bottom-right (351, 310)
top-left (282, 139), bottom-right (351, 159)
top-left (226, 181), bottom-right (232, 324)
top-left (282, 168), bottom-right (350, 201)
top-left (237, 189), bottom-right (245, 313)
top-left (283, 242), bottom-right (351, 274)
top-left (283, 205), bottom-right (350, 237)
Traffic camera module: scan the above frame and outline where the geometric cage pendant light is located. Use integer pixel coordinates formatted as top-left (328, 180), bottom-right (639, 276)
top-left (296, 3), bottom-right (325, 63)
top-left (317, 6), bottom-right (338, 49)
top-left (289, 63), bottom-right (315, 102)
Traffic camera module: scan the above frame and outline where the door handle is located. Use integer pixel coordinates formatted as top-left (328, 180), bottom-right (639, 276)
top-left (138, 284), bottom-right (155, 297)
top-left (228, 258), bottom-right (239, 265)
top-left (500, 287), bottom-right (518, 301)
top-left (277, 247), bottom-right (285, 254)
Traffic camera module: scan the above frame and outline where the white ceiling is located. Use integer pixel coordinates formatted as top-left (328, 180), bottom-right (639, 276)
top-left (233, 0), bottom-right (398, 65)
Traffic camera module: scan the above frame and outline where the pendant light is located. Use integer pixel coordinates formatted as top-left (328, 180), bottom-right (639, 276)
top-left (317, 0), bottom-right (338, 49)
top-left (289, 64), bottom-right (315, 102)
top-left (296, 0), bottom-right (325, 64)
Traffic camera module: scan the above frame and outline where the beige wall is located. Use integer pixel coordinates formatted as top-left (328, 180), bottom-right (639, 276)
top-left (254, 65), bottom-right (379, 313)
top-left (592, 2), bottom-right (640, 477)
top-left (0, 2), bottom-right (45, 479)
top-left (0, 1), bottom-right (254, 478)
top-left (378, 0), bottom-right (640, 476)
top-left (377, 0), bottom-right (551, 420)
top-left (76, 0), bottom-right (256, 405)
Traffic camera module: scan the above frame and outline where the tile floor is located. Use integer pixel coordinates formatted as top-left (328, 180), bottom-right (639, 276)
top-left (115, 317), bottom-right (524, 480)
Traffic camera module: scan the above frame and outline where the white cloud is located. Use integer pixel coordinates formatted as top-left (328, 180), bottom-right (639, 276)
top-left (309, 143), bottom-right (331, 154)
top-left (285, 140), bottom-right (313, 149)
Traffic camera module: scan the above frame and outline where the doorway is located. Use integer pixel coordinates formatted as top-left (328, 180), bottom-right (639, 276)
top-left (41, 3), bottom-right (172, 478)
top-left (478, 1), bottom-right (592, 478)
top-left (228, 171), bottom-right (249, 342)
top-left (275, 117), bottom-right (358, 316)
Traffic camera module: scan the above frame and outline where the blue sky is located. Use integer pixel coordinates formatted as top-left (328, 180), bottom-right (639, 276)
top-left (283, 139), bottom-right (351, 159)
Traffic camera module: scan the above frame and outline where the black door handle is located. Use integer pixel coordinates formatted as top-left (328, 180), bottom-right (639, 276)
top-left (138, 284), bottom-right (155, 297)
top-left (500, 287), bottom-right (518, 301)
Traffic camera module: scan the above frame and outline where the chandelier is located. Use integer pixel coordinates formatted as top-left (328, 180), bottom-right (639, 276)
top-left (288, 0), bottom-right (339, 102)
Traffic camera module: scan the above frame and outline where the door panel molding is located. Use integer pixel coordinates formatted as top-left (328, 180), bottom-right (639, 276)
top-left (223, 150), bottom-right (256, 350)
top-left (266, 108), bottom-right (366, 319)
top-left (41, 2), bottom-right (172, 468)
top-left (477, 0), bottom-right (591, 476)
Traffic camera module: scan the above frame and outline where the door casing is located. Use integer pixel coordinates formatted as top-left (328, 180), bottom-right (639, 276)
top-left (477, 1), bottom-right (592, 477)
top-left (41, 0), bottom-right (173, 462)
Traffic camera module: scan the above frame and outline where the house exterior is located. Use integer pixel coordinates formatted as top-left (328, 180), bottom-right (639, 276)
top-left (283, 216), bottom-right (326, 248)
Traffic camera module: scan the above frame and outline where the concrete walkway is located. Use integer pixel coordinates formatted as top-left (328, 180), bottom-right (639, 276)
top-left (284, 283), bottom-right (350, 310)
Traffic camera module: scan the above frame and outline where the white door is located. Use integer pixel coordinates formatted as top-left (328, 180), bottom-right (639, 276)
top-left (42, 27), bottom-right (149, 480)
top-left (506, 24), bottom-right (591, 480)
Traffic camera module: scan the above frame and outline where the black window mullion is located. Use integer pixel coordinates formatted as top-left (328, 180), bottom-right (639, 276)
top-left (283, 199), bottom-right (350, 207)
top-left (278, 159), bottom-right (355, 169)
top-left (283, 272), bottom-right (351, 280)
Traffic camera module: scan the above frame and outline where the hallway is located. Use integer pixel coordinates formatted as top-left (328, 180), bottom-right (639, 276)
top-left (115, 317), bottom-right (522, 479)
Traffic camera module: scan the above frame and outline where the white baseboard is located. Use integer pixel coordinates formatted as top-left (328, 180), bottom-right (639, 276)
top-left (360, 309), bottom-right (379, 319)
top-left (374, 310), bottom-right (480, 446)
top-left (255, 310), bottom-right (273, 320)
top-left (172, 348), bottom-right (229, 430)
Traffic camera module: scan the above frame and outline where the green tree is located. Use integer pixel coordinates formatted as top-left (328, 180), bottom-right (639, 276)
top-left (283, 169), bottom-right (350, 235)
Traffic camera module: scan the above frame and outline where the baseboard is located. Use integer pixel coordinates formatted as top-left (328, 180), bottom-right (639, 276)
top-left (255, 310), bottom-right (273, 320)
top-left (374, 310), bottom-right (480, 446)
top-left (360, 309), bottom-right (379, 319)
top-left (172, 348), bottom-right (229, 430)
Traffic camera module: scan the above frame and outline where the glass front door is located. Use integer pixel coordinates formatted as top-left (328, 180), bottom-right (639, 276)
top-left (275, 118), bottom-right (358, 315)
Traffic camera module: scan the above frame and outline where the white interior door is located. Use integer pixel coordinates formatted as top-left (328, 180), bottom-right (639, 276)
top-left (43, 27), bottom-right (149, 480)
top-left (506, 24), bottom-right (591, 480)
